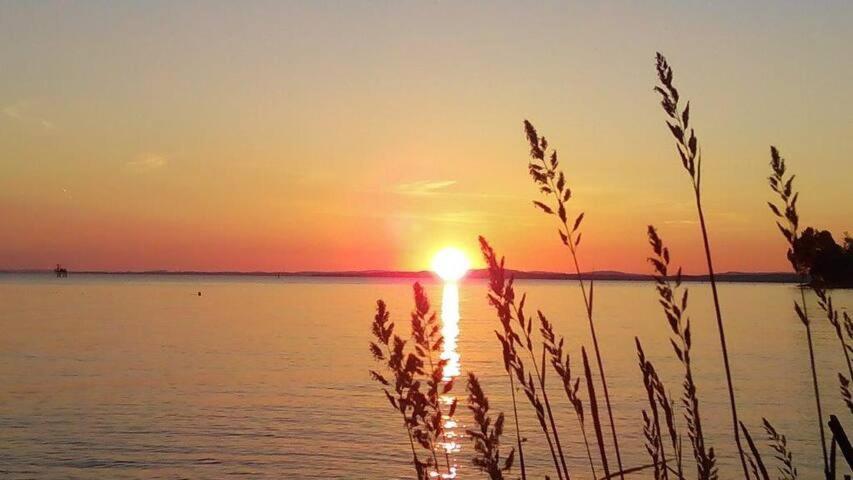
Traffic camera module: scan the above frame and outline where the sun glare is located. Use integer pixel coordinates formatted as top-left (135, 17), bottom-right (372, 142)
top-left (431, 247), bottom-right (470, 282)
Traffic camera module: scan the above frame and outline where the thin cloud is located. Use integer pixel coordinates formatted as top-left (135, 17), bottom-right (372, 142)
top-left (389, 180), bottom-right (521, 201)
top-left (2, 102), bottom-right (54, 130)
top-left (125, 154), bottom-right (168, 173)
top-left (3, 105), bottom-right (21, 119)
top-left (393, 180), bottom-right (457, 196)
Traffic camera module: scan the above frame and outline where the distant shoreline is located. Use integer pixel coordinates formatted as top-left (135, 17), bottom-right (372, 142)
top-left (0, 269), bottom-right (801, 283)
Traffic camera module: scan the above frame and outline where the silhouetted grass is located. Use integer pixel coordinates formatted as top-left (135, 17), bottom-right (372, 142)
top-left (480, 235), bottom-right (568, 480)
top-left (764, 418), bottom-right (798, 480)
top-left (815, 288), bottom-right (853, 414)
top-left (636, 338), bottom-right (683, 480)
top-left (369, 284), bottom-right (456, 479)
top-left (542, 312), bottom-right (598, 478)
top-left (525, 120), bottom-right (625, 479)
top-left (366, 51), bottom-right (850, 480)
top-left (411, 282), bottom-right (454, 472)
top-left (466, 372), bottom-right (515, 480)
top-left (647, 225), bottom-right (716, 480)
top-left (369, 299), bottom-right (428, 479)
top-left (739, 421), bottom-right (770, 480)
top-left (654, 52), bottom-right (748, 479)
top-left (767, 147), bottom-right (832, 476)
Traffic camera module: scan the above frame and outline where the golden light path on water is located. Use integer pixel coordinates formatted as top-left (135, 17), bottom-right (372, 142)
top-left (437, 282), bottom-right (462, 479)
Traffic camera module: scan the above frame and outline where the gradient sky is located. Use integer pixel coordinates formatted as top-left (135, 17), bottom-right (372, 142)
top-left (1, 1), bottom-right (851, 273)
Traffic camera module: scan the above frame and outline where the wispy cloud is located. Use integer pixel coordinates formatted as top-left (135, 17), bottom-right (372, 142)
top-left (663, 211), bottom-right (747, 226)
top-left (2, 102), bottom-right (54, 130)
top-left (393, 180), bottom-right (457, 196)
top-left (125, 154), bottom-right (168, 173)
top-left (3, 105), bottom-right (21, 119)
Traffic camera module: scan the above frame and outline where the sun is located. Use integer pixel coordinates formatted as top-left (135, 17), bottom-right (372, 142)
top-left (431, 247), bottom-right (470, 282)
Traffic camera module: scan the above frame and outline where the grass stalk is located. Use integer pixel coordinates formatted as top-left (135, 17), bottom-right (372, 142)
top-left (542, 314), bottom-right (598, 478)
top-left (582, 346), bottom-right (612, 480)
top-left (466, 372), bottom-right (516, 480)
top-left (654, 52), bottom-right (748, 479)
top-left (524, 119), bottom-right (624, 479)
top-left (506, 371), bottom-right (528, 480)
top-left (767, 146), bottom-right (829, 477)
top-left (636, 338), bottom-right (669, 480)
top-left (369, 300), bottom-right (429, 478)
top-left (481, 236), bottom-right (564, 480)
top-left (764, 418), bottom-right (798, 480)
top-left (411, 283), bottom-right (453, 472)
top-left (511, 301), bottom-right (571, 480)
top-left (739, 422), bottom-right (770, 480)
top-left (647, 225), bottom-right (716, 479)
top-left (799, 287), bottom-right (829, 476)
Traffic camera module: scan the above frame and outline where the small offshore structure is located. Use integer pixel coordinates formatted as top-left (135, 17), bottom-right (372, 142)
top-left (54, 264), bottom-right (68, 278)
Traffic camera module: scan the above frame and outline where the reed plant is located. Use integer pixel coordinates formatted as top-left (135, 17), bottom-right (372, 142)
top-left (480, 235), bottom-right (569, 480)
top-left (466, 372), bottom-right (516, 480)
top-left (815, 288), bottom-right (853, 416)
top-left (653, 52), bottom-right (749, 479)
top-left (636, 338), bottom-right (683, 480)
top-left (366, 51), bottom-right (850, 480)
top-left (369, 284), bottom-right (455, 479)
top-left (410, 282), bottom-right (455, 472)
top-left (525, 121), bottom-right (625, 479)
top-left (739, 421), bottom-right (770, 480)
top-left (646, 225), bottom-right (716, 480)
top-left (767, 146), bottom-right (830, 476)
top-left (368, 298), bottom-right (429, 479)
top-left (764, 418), bottom-right (798, 480)
top-left (541, 311), bottom-right (598, 478)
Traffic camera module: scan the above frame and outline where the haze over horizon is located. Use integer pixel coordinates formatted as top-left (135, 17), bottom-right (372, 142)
top-left (2, 1), bottom-right (851, 274)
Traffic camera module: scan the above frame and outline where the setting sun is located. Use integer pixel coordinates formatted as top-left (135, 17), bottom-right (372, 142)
top-left (431, 247), bottom-right (470, 282)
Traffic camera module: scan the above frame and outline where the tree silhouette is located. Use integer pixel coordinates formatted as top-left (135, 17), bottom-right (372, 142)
top-left (793, 228), bottom-right (853, 287)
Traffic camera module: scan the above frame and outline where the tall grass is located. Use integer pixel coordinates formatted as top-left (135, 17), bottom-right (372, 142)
top-left (541, 312), bottom-right (598, 478)
top-left (480, 235), bottom-right (569, 480)
top-left (367, 51), bottom-right (850, 480)
top-left (466, 372), bottom-right (516, 480)
top-left (524, 121), bottom-right (625, 478)
top-left (646, 225), bottom-right (716, 480)
top-left (369, 284), bottom-right (456, 479)
top-left (767, 146), bottom-right (826, 473)
top-left (369, 298), bottom-right (429, 479)
top-left (636, 338), bottom-right (683, 479)
top-left (766, 146), bottom-right (853, 477)
top-left (410, 282), bottom-right (455, 471)
top-left (764, 419), bottom-right (798, 480)
top-left (653, 52), bottom-right (749, 479)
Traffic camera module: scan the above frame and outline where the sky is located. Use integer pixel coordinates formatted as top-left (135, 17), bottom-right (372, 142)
top-left (1, 1), bottom-right (851, 273)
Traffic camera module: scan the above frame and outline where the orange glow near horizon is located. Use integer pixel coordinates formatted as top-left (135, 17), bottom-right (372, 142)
top-left (1, 3), bottom-right (852, 274)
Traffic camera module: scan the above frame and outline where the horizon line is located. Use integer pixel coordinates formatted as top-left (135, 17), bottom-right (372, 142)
top-left (0, 268), bottom-right (800, 283)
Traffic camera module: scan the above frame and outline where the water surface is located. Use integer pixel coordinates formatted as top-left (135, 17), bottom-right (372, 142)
top-left (0, 274), bottom-right (849, 478)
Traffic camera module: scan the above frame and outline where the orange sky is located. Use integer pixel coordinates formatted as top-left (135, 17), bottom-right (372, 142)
top-left (1, 2), bottom-right (851, 273)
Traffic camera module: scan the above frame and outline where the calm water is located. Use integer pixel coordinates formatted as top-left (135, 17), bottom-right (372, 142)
top-left (0, 274), bottom-right (849, 478)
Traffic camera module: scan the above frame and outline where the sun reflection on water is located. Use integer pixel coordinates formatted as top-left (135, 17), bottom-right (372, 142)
top-left (441, 284), bottom-right (461, 381)
top-left (437, 282), bottom-right (462, 478)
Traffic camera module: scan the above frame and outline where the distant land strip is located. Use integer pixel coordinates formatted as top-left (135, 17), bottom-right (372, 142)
top-left (0, 269), bottom-right (801, 283)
